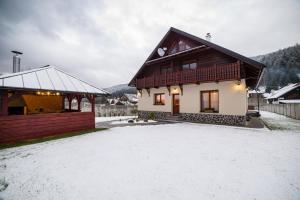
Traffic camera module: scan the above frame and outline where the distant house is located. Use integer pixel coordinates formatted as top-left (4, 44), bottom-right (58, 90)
top-left (128, 27), bottom-right (264, 126)
top-left (0, 66), bottom-right (109, 144)
top-left (267, 83), bottom-right (300, 104)
top-left (248, 90), bottom-right (267, 110)
top-left (120, 93), bottom-right (138, 104)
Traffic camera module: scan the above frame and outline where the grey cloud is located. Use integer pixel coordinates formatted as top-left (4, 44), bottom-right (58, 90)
top-left (0, 0), bottom-right (299, 87)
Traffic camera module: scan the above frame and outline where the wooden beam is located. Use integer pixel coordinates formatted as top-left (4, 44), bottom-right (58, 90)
top-left (167, 86), bottom-right (171, 96)
top-left (179, 85), bottom-right (183, 96)
top-left (146, 89), bottom-right (150, 97)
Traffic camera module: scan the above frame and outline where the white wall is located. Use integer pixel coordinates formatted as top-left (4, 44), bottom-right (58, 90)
top-left (138, 79), bottom-right (247, 116)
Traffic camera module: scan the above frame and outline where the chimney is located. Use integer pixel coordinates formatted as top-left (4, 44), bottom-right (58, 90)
top-left (205, 33), bottom-right (211, 42)
top-left (11, 50), bottom-right (23, 73)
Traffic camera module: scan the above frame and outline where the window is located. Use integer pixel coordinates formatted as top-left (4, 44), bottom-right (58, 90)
top-left (169, 40), bottom-right (191, 55)
top-left (178, 40), bottom-right (191, 51)
top-left (201, 90), bottom-right (219, 112)
top-left (160, 66), bottom-right (173, 74)
top-left (154, 94), bottom-right (165, 105)
top-left (182, 62), bottom-right (197, 70)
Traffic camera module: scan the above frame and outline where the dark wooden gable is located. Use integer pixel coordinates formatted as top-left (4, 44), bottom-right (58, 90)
top-left (129, 27), bottom-right (265, 88)
top-left (148, 31), bottom-right (201, 61)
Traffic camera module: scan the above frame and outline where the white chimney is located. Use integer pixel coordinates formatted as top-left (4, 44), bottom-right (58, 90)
top-left (205, 33), bottom-right (211, 41)
top-left (11, 50), bottom-right (23, 73)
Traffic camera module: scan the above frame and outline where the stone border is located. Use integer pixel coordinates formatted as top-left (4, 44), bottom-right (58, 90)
top-left (138, 111), bottom-right (171, 120)
top-left (138, 111), bottom-right (246, 126)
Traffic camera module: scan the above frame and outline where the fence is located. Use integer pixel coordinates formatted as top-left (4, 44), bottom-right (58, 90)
top-left (81, 103), bottom-right (137, 117)
top-left (260, 103), bottom-right (300, 120)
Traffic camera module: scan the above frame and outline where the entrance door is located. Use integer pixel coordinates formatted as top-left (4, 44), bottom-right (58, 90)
top-left (172, 94), bottom-right (180, 115)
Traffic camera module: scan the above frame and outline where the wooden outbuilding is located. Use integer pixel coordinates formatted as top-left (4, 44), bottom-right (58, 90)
top-left (0, 66), bottom-right (109, 144)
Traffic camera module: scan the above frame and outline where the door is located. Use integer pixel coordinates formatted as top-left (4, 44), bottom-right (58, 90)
top-left (172, 94), bottom-right (180, 115)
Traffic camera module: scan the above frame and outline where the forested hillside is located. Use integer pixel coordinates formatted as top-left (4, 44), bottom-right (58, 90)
top-left (253, 44), bottom-right (300, 92)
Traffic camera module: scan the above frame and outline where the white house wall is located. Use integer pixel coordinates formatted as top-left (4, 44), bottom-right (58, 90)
top-left (137, 79), bottom-right (247, 116)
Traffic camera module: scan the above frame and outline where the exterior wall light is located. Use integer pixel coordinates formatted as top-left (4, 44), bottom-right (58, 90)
top-left (236, 80), bottom-right (241, 85)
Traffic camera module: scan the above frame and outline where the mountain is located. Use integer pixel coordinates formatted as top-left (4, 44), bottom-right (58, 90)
top-left (252, 44), bottom-right (300, 92)
top-left (105, 84), bottom-right (136, 97)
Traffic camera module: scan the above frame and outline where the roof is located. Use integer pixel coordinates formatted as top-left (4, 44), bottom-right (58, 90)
top-left (267, 83), bottom-right (300, 99)
top-left (129, 27), bottom-right (265, 86)
top-left (279, 99), bottom-right (300, 104)
top-left (124, 93), bottom-right (138, 102)
top-left (249, 90), bottom-right (264, 94)
top-left (0, 66), bottom-right (109, 95)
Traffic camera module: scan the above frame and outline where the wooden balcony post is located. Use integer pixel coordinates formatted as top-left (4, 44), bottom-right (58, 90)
top-left (67, 94), bottom-right (73, 110)
top-left (91, 95), bottom-right (95, 113)
top-left (237, 61), bottom-right (241, 79)
top-left (76, 95), bottom-right (83, 111)
top-left (0, 90), bottom-right (8, 116)
top-left (214, 64), bottom-right (217, 81)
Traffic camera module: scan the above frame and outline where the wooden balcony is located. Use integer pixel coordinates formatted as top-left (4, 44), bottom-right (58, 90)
top-left (136, 62), bottom-right (241, 89)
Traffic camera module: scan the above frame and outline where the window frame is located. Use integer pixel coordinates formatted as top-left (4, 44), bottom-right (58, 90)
top-left (160, 66), bottom-right (173, 74)
top-left (182, 60), bottom-right (198, 70)
top-left (200, 90), bottom-right (219, 113)
top-left (154, 93), bottom-right (166, 105)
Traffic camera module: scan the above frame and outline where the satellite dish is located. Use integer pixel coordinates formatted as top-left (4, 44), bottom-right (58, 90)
top-left (157, 48), bottom-right (165, 57)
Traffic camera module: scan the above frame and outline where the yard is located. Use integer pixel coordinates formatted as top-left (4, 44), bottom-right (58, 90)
top-left (0, 122), bottom-right (300, 200)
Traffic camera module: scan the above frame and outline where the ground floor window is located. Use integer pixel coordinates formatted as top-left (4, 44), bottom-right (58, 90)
top-left (154, 93), bottom-right (165, 105)
top-left (201, 90), bottom-right (219, 113)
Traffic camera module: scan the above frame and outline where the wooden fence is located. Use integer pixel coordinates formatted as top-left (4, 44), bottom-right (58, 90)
top-left (260, 103), bottom-right (300, 120)
top-left (81, 103), bottom-right (137, 117)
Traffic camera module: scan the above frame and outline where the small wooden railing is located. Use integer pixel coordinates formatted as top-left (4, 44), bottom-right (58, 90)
top-left (136, 62), bottom-right (241, 89)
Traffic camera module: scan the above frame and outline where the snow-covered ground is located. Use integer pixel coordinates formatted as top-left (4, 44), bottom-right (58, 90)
top-left (1, 123), bottom-right (300, 200)
top-left (260, 111), bottom-right (300, 131)
top-left (95, 116), bottom-right (136, 123)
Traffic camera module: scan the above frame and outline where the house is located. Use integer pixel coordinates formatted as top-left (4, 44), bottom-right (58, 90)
top-left (266, 83), bottom-right (300, 104)
top-left (120, 93), bottom-right (138, 104)
top-left (248, 90), bottom-right (267, 110)
top-left (0, 66), bottom-right (109, 144)
top-left (128, 27), bottom-right (265, 126)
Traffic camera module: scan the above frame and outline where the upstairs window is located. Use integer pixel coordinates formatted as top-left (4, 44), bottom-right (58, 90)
top-left (169, 40), bottom-right (191, 55)
top-left (160, 66), bottom-right (173, 74)
top-left (178, 40), bottom-right (191, 52)
top-left (201, 90), bottom-right (219, 113)
top-left (182, 62), bottom-right (197, 70)
top-left (154, 94), bottom-right (165, 105)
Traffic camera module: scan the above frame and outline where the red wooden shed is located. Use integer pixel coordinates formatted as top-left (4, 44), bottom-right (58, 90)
top-left (0, 66), bottom-right (109, 144)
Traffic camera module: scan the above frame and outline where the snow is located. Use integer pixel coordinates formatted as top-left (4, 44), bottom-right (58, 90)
top-left (0, 66), bottom-right (108, 94)
top-left (267, 83), bottom-right (300, 99)
top-left (1, 124), bottom-right (300, 200)
top-left (260, 111), bottom-right (300, 131)
top-left (279, 99), bottom-right (300, 104)
top-left (95, 116), bottom-right (136, 123)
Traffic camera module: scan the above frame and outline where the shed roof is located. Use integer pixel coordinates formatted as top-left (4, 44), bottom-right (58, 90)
top-left (267, 83), bottom-right (300, 99)
top-left (0, 66), bottom-right (109, 95)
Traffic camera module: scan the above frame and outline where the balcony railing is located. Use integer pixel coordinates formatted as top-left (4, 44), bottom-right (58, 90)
top-left (136, 61), bottom-right (241, 89)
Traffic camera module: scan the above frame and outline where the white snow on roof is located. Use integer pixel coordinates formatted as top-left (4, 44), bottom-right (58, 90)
top-left (267, 83), bottom-right (300, 99)
top-left (279, 99), bottom-right (300, 104)
top-left (248, 90), bottom-right (264, 94)
top-left (262, 93), bottom-right (271, 98)
top-left (0, 66), bottom-right (109, 95)
top-left (124, 93), bottom-right (138, 102)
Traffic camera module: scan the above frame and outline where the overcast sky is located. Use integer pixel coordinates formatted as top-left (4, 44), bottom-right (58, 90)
top-left (0, 0), bottom-right (299, 87)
